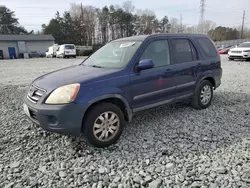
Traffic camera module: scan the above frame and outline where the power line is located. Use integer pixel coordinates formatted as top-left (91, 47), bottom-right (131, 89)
top-left (241, 10), bottom-right (246, 39)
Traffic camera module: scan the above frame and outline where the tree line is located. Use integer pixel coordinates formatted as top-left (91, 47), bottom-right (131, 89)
top-left (1, 2), bottom-right (250, 45)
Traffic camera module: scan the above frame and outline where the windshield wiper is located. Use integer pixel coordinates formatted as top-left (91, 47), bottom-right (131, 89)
top-left (92, 65), bottom-right (103, 68)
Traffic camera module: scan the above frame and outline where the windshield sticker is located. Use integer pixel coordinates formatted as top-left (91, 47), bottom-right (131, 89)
top-left (120, 42), bottom-right (135, 48)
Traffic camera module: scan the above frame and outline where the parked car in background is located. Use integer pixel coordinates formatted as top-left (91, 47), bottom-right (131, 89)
top-left (46, 44), bottom-right (59, 58)
top-left (228, 42), bottom-right (250, 61)
top-left (56, 44), bottom-right (76, 58)
top-left (218, 46), bottom-right (234, 54)
top-left (23, 34), bottom-right (222, 148)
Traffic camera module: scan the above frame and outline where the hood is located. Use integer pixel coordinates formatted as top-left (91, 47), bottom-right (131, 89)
top-left (33, 65), bottom-right (118, 91)
top-left (230, 47), bottom-right (250, 51)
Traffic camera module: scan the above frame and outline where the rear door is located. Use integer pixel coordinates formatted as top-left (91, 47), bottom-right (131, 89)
top-left (169, 37), bottom-right (201, 98)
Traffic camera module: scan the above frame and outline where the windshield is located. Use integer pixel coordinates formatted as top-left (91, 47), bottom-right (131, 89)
top-left (65, 45), bottom-right (75, 49)
top-left (83, 41), bottom-right (142, 69)
top-left (238, 43), bottom-right (250, 48)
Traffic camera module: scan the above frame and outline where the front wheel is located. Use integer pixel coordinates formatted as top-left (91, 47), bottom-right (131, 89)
top-left (191, 80), bottom-right (213, 109)
top-left (83, 103), bottom-right (124, 148)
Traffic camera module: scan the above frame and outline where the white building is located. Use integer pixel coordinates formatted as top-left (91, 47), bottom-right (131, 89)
top-left (0, 35), bottom-right (55, 59)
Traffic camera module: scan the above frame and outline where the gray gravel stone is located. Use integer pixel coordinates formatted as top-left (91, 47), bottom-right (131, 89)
top-left (98, 166), bottom-right (106, 174)
top-left (10, 161), bottom-right (20, 168)
top-left (38, 166), bottom-right (46, 173)
top-left (1, 57), bottom-right (250, 188)
top-left (215, 167), bottom-right (227, 174)
top-left (133, 175), bottom-right (142, 184)
top-left (166, 163), bottom-right (175, 169)
top-left (59, 171), bottom-right (67, 178)
top-left (148, 179), bottom-right (162, 188)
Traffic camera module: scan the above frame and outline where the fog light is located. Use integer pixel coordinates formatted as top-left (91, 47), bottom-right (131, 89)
top-left (48, 116), bottom-right (58, 125)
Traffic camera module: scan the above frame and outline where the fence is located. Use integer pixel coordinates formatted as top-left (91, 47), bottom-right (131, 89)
top-left (214, 38), bottom-right (250, 47)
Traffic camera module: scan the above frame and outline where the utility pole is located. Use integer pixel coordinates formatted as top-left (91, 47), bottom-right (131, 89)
top-left (80, 3), bottom-right (84, 45)
top-left (179, 14), bottom-right (183, 33)
top-left (241, 10), bottom-right (246, 39)
top-left (199, 0), bottom-right (206, 34)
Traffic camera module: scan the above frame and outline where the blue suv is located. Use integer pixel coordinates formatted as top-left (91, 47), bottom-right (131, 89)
top-left (23, 34), bottom-right (222, 147)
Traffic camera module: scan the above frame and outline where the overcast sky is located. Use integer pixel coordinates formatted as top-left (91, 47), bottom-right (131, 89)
top-left (1, 0), bottom-right (250, 31)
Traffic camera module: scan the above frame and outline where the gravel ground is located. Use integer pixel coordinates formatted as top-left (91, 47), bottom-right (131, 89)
top-left (0, 56), bottom-right (250, 188)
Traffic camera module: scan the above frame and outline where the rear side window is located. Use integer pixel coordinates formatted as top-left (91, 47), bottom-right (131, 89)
top-left (171, 39), bottom-right (198, 64)
top-left (197, 38), bottom-right (218, 58)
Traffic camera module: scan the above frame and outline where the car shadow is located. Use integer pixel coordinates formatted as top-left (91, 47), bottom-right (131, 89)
top-left (71, 91), bottom-right (250, 159)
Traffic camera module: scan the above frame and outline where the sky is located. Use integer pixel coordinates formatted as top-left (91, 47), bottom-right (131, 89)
top-left (1, 0), bottom-right (250, 32)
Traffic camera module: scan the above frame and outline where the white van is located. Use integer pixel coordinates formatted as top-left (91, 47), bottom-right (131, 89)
top-left (56, 44), bottom-right (76, 58)
top-left (46, 44), bottom-right (59, 58)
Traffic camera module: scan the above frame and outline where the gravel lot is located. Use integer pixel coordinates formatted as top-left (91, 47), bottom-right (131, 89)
top-left (0, 56), bottom-right (250, 188)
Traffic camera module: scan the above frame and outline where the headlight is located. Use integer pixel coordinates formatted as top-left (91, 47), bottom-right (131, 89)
top-left (243, 50), bottom-right (250, 52)
top-left (45, 83), bottom-right (80, 104)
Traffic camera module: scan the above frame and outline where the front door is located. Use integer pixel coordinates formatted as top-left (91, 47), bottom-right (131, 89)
top-left (130, 39), bottom-right (176, 111)
top-left (8, 47), bottom-right (16, 59)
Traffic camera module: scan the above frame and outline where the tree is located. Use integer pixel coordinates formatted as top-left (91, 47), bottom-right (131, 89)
top-left (159, 16), bottom-right (171, 33)
top-left (0, 6), bottom-right (27, 34)
top-left (208, 26), bottom-right (239, 41)
top-left (122, 0), bottom-right (135, 13)
top-left (42, 12), bottom-right (64, 44)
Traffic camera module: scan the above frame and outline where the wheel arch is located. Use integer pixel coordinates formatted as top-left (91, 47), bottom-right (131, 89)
top-left (81, 94), bottom-right (133, 132)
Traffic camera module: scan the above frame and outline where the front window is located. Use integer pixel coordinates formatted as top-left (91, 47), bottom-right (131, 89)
top-left (83, 41), bottom-right (142, 69)
top-left (238, 43), bottom-right (250, 48)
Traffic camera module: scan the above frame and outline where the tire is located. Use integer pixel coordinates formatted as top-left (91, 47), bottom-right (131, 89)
top-left (83, 103), bottom-right (125, 148)
top-left (191, 80), bottom-right (213, 109)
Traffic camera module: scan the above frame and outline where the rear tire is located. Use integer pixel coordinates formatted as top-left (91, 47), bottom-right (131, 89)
top-left (83, 103), bottom-right (125, 148)
top-left (191, 80), bottom-right (213, 109)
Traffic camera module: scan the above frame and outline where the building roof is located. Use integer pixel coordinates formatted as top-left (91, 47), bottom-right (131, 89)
top-left (0, 34), bottom-right (55, 41)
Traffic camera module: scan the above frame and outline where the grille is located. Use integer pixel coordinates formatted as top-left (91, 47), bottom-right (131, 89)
top-left (231, 50), bottom-right (242, 53)
top-left (27, 85), bottom-right (46, 103)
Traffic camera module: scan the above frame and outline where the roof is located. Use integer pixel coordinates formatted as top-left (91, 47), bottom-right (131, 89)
top-left (0, 34), bottom-right (55, 41)
top-left (113, 33), bottom-right (208, 42)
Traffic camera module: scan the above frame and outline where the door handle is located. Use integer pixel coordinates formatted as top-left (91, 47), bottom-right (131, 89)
top-left (165, 69), bottom-right (171, 72)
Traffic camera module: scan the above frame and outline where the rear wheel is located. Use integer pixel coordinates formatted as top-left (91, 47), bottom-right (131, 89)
top-left (191, 80), bottom-right (213, 109)
top-left (83, 103), bottom-right (124, 148)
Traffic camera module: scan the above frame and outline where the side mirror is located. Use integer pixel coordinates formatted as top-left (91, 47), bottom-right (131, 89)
top-left (136, 59), bottom-right (154, 72)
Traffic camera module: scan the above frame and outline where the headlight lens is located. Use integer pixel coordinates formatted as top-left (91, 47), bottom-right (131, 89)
top-left (45, 83), bottom-right (80, 104)
top-left (243, 50), bottom-right (250, 52)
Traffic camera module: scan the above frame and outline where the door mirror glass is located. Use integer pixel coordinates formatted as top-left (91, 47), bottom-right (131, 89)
top-left (136, 59), bottom-right (154, 71)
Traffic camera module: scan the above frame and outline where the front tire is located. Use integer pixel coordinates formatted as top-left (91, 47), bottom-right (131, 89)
top-left (191, 80), bottom-right (213, 109)
top-left (83, 103), bottom-right (125, 148)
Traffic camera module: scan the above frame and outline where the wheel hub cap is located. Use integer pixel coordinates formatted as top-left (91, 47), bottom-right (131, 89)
top-left (200, 85), bottom-right (212, 105)
top-left (93, 111), bottom-right (120, 142)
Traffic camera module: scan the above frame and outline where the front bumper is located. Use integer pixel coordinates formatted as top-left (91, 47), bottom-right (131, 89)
top-left (23, 95), bottom-right (87, 137)
top-left (228, 52), bottom-right (250, 59)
